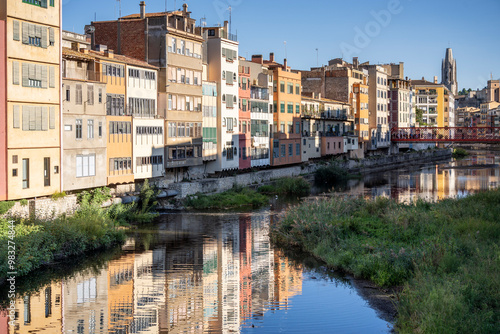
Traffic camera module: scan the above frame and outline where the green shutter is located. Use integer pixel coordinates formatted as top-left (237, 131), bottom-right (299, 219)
top-left (41, 66), bottom-right (48, 89)
top-left (49, 107), bottom-right (55, 129)
top-left (41, 26), bottom-right (48, 48)
top-left (22, 106), bottom-right (29, 131)
top-left (41, 107), bottom-right (48, 131)
top-left (22, 22), bottom-right (28, 44)
top-left (49, 66), bottom-right (55, 88)
top-left (13, 20), bottom-right (19, 41)
top-left (13, 105), bottom-right (20, 129)
top-left (40, 0), bottom-right (48, 8)
top-left (12, 61), bottom-right (19, 85)
top-left (22, 63), bottom-right (28, 86)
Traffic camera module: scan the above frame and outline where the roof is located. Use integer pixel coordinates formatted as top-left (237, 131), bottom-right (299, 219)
top-left (301, 95), bottom-right (350, 106)
top-left (411, 79), bottom-right (443, 87)
top-left (88, 50), bottom-right (158, 70)
top-left (120, 10), bottom-right (188, 20)
top-left (62, 47), bottom-right (95, 61)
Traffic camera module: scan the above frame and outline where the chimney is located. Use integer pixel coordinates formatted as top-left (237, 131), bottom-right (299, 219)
top-left (434, 76), bottom-right (438, 84)
top-left (80, 48), bottom-right (89, 54)
top-left (422, 76), bottom-right (425, 81)
top-left (183, 3), bottom-right (188, 14)
top-left (318, 93), bottom-right (321, 99)
top-left (224, 20), bottom-right (228, 33)
top-left (140, 1), bottom-right (146, 19)
top-left (71, 42), bottom-right (80, 51)
top-left (269, 52), bottom-right (275, 62)
top-left (252, 54), bottom-right (263, 65)
top-left (104, 49), bottom-right (114, 58)
top-left (283, 58), bottom-right (288, 70)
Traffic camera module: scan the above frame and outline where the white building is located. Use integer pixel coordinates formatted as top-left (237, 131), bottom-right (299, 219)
top-left (202, 76), bottom-right (218, 162)
top-left (127, 64), bottom-right (164, 179)
top-left (203, 22), bottom-right (239, 172)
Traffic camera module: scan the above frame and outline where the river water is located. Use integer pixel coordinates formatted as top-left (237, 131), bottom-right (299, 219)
top-left (1, 150), bottom-right (499, 334)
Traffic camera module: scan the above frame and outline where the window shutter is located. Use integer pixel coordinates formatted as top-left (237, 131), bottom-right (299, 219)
top-left (41, 107), bottom-right (48, 131)
top-left (22, 63), bottom-right (28, 86)
top-left (13, 105), bottom-right (20, 128)
top-left (28, 23), bottom-right (35, 39)
top-left (12, 61), bottom-right (19, 85)
top-left (35, 25), bottom-right (42, 38)
top-left (28, 63), bottom-right (35, 82)
top-left (41, 27), bottom-right (48, 48)
top-left (40, 0), bottom-right (47, 8)
top-left (13, 20), bottom-right (19, 41)
top-left (29, 107), bottom-right (36, 130)
top-left (49, 107), bottom-right (55, 129)
top-left (49, 27), bottom-right (54, 45)
top-left (42, 66), bottom-right (48, 89)
top-left (35, 107), bottom-right (42, 131)
top-left (22, 106), bottom-right (29, 131)
top-left (49, 66), bottom-right (55, 88)
top-left (22, 22), bottom-right (28, 44)
top-left (36, 64), bottom-right (42, 81)
top-left (227, 71), bottom-right (233, 84)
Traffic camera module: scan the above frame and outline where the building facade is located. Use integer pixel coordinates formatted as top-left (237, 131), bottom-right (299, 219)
top-left (1, 0), bottom-right (61, 200)
top-left (412, 78), bottom-right (455, 127)
top-left (203, 23), bottom-right (240, 172)
top-left (238, 59), bottom-right (251, 170)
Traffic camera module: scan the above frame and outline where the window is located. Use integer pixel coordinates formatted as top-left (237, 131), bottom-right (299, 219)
top-left (75, 119), bottom-right (82, 139)
top-left (287, 83), bottom-right (293, 94)
top-left (12, 169), bottom-right (18, 177)
top-left (280, 102), bottom-right (285, 113)
top-left (87, 84), bottom-right (94, 105)
top-left (280, 144), bottom-right (285, 157)
top-left (44, 157), bottom-right (50, 187)
top-left (280, 81), bottom-right (285, 93)
top-left (280, 121), bottom-right (285, 133)
top-left (287, 103), bottom-right (293, 113)
top-left (288, 144), bottom-right (293, 156)
top-left (76, 84), bottom-right (82, 105)
top-left (76, 155), bottom-right (96, 177)
top-left (296, 122), bottom-right (300, 134)
top-left (296, 103), bottom-right (300, 114)
top-left (98, 122), bottom-right (102, 137)
top-left (87, 119), bottom-right (94, 139)
top-left (296, 143), bottom-right (300, 155)
top-left (288, 121), bottom-right (293, 133)
top-left (295, 84), bottom-right (300, 95)
top-left (22, 158), bottom-right (29, 189)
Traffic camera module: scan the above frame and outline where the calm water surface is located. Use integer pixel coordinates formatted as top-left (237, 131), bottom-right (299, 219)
top-left (1, 150), bottom-right (499, 334)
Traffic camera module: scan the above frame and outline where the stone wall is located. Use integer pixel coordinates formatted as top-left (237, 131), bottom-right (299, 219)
top-left (6, 195), bottom-right (79, 220)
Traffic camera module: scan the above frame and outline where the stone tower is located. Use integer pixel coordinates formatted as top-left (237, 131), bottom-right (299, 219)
top-left (441, 48), bottom-right (458, 96)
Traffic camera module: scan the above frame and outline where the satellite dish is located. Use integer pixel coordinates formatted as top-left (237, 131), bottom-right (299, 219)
top-left (85, 25), bottom-right (95, 34)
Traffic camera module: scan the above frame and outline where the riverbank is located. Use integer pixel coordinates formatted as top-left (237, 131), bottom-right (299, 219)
top-left (270, 189), bottom-right (500, 333)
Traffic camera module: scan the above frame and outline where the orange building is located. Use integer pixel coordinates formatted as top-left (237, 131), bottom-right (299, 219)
top-left (253, 53), bottom-right (301, 166)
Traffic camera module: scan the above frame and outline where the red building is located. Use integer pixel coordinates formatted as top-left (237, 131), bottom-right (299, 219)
top-left (239, 62), bottom-right (251, 169)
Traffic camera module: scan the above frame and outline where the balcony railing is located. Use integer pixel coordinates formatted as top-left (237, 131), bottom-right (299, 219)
top-left (220, 30), bottom-right (238, 42)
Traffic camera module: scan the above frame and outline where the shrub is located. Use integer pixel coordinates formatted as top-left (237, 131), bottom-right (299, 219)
top-left (315, 164), bottom-right (349, 186)
top-left (0, 201), bottom-right (15, 215)
top-left (185, 186), bottom-right (268, 210)
top-left (51, 191), bottom-right (67, 200)
top-left (452, 147), bottom-right (469, 159)
top-left (78, 187), bottom-right (111, 207)
top-left (275, 177), bottom-right (311, 197)
top-left (19, 199), bottom-right (28, 206)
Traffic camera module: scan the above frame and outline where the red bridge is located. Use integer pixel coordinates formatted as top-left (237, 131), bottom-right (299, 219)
top-left (391, 127), bottom-right (500, 143)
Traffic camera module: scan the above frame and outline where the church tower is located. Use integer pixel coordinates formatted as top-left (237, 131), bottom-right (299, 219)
top-left (441, 48), bottom-right (458, 96)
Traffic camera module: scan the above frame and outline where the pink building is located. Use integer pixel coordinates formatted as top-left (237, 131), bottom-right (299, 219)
top-left (238, 61), bottom-right (251, 169)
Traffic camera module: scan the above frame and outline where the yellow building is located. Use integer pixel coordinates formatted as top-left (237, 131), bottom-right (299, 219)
top-left (412, 79), bottom-right (454, 127)
top-left (353, 82), bottom-right (370, 142)
top-left (1, 0), bottom-right (61, 200)
top-left (252, 54), bottom-right (302, 166)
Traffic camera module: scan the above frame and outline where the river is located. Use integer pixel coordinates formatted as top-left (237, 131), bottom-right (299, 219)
top-left (1, 149), bottom-right (499, 333)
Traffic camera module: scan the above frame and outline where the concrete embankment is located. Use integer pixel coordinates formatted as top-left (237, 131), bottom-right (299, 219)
top-left (164, 149), bottom-right (452, 200)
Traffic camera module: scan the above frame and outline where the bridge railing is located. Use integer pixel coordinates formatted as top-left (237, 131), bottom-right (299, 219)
top-left (391, 127), bottom-right (500, 142)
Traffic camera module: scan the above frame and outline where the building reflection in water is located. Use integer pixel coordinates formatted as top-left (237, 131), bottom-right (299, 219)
top-left (3, 211), bottom-right (302, 333)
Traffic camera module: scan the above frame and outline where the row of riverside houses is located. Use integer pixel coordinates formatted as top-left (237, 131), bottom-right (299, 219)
top-left (0, 1), bottom-right (460, 201)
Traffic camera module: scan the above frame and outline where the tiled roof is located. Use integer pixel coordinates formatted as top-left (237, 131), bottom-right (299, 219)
top-left (62, 47), bottom-right (95, 60)
top-left (411, 79), bottom-right (443, 86)
top-left (88, 50), bottom-right (158, 70)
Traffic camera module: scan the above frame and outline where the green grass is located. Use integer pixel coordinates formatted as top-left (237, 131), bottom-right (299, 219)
top-left (271, 190), bottom-right (500, 333)
top-left (257, 177), bottom-right (311, 197)
top-left (184, 186), bottom-right (269, 210)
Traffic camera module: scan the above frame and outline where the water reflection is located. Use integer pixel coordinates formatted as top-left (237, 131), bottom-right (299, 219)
top-left (1, 210), bottom-right (390, 333)
top-left (334, 151), bottom-right (500, 202)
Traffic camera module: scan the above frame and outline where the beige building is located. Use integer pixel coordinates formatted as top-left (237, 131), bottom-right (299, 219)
top-left (1, 0), bottom-right (61, 200)
top-left (62, 46), bottom-right (107, 191)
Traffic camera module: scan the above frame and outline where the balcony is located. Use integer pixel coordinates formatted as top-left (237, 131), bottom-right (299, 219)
top-left (220, 30), bottom-right (238, 42)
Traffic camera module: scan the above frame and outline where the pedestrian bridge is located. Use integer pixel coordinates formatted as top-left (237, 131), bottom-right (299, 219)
top-left (391, 127), bottom-right (500, 143)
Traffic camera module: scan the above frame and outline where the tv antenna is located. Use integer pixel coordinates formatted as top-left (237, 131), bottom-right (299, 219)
top-left (284, 41), bottom-right (287, 59)
top-left (116, 0), bottom-right (121, 19)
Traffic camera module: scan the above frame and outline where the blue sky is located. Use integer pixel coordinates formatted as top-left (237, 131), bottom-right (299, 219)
top-left (62, 0), bottom-right (500, 90)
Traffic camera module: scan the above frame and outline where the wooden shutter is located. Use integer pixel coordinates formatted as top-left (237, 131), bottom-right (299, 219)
top-left (87, 84), bottom-right (94, 105)
top-left (22, 22), bottom-right (28, 44)
top-left (22, 106), bottom-right (29, 131)
top-left (13, 105), bottom-right (20, 129)
top-left (28, 23), bottom-right (35, 40)
top-left (41, 27), bottom-right (48, 48)
top-left (22, 63), bottom-right (28, 86)
top-left (35, 64), bottom-right (42, 81)
top-left (28, 63), bottom-right (35, 82)
top-left (41, 107), bottom-right (48, 131)
top-left (41, 66), bottom-right (48, 89)
top-left (49, 107), bottom-right (55, 129)
top-left (35, 107), bottom-right (42, 131)
top-left (49, 66), bottom-right (55, 88)
top-left (12, 61), bottom-right (19, 85)
top-left (35, 25), bottom-right (42, 38)
top-left (29, 107), bottom-right (36, 130)
top-left (13, 20), bottom-right (20, 41)
top-left (48, 27), bottom-right (54, 45)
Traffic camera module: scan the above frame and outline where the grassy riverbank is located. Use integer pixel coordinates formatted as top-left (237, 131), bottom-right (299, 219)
top-left (271, 190), bottom-right (500, 333)
top-left (0, 184), bottom-right (160, 281)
